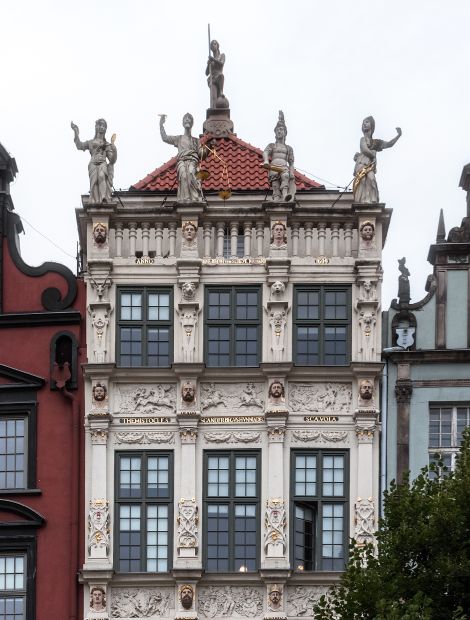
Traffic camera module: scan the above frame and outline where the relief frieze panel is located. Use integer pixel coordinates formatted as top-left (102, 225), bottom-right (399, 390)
top-left (198, 586), bottom-right (263, 618)
top-left (110, 588), bottom-right (173, 618)
top-left (286, 586), bottom-right (329, 617)
top-left (116, 385), bottom-right (177, 416)
top-left (201, 382), bottom-right (264, 415)
top-left (289, 383), bottom-right (351, 414)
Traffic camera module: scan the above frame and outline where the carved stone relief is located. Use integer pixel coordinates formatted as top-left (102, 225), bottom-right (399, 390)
top-left (198, 586), bottom-right (263, 618)
top-left (177, 498), bottom-right (198, 550)
top-left (267, 584), bottom-right (283, 612)
top-left (181, 281), bottom-right (198, 302)
top-left (176, 307), bottom-right (200, 363)
top-left (292, 430), bottom-right (349, 443)
top-left (90, 428), bottom-right (109, 445)
top-left (88, 499), bottom-right (110, 555)
top-left (201, 383), bottom-right (264, 414)
top-left (286, 586), bottom-right (329, 617)
top-left (358, 310), bottom-right (377, 361)
top-left (89, 275), bottom-right (112, 302)
top-left (269, 309), bottom-right (287, 362)
top-left (289, 383), bottom-right (351, 414)
top-left (114, 431), bottom-right (175, 445)
top-left (354, 497), bottom-right (375, 544)
top-left (203, 431), bottom-right (261, 444)
top-left (264, 499), bottom-right (287, 552)
top-left (110, 588), bottom-right (173, 618)
top-left (89, 304), bottom-right (111, 363)
top-left (117, 385), bottom-right (176, 415)
top-left (358, 379), bottom-right (376, 408)
top-left (89, 585), bottom-right (108, 619)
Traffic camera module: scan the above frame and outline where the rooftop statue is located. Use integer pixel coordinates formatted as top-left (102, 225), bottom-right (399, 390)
top-left (71, 119), bottom-right (117, 203)
top-left (159, 113), bottom-right (205, 203)
top-left (206, 39), bottom-right (229, 109)
top-left (353, 116), bottom-right (401, 203)
top-left (263, 111), bottom-right (296, 202)
top-left (397, 256), bottom-right (411, 306)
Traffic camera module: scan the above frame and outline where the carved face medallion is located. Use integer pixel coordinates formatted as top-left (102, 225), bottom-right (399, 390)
top-left (180, 585), bottom-right (194, 610)
top-left (93, 383), bottom-right (107, 402)
top-left (271, 280), bottom-right (285, 296)
top-left (182, 282), bottom-right (196, 300)
top-left (271, 222), bottom-right (287, 245)
top-left (268, 585), bottom-right (282, 610)
top-left (360, 221), bottom-right (375, 242)
top-left (359, 380), bottom-right (373, 400)
top-left (93, 222), bottom-right (107, 245)
top-left (90, 587), bottom-right (106, 611)
top-left (182, 382), bottom-right (196, 403)
top-left (269, 381), bottom-right (284, 400)
top-left (183, 222), bottom-right (197, 241)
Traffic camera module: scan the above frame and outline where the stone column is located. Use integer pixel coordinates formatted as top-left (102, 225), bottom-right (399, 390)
top-left (168, 221), bottom-right (177, 257)
top-left (176, 414), bottom-right (200, 567)
top-left (244, 221), bottom-right (252, 258)
top-left (128, 222), bottom-right (137, 257)
top-left (304, 222), bottom-right (313, 257)
top-left (88, 416), bottom-right (111, 562)
top-left (141, 222), bottom-right (150, 257)
top-left (318, 222), bottom-right (326, 256)
top-left (155, 222), bottom-right (164, 258)
top-left (203, 222), bottom-right (212, 258)
top-left (344, 223), bottom-right (353, 257)
top-left (395, 364), bottom-right (413, 483)
top-left (263, 410), bottom-right (288, 567)
top-left (115, 223), bottom-right (123, 257)
top-left (256, 221), bottom-right (265, 257)
top-left (216, 222), bottom-right (225, 258)
top-left (291, 222), bottom-right (300, 257)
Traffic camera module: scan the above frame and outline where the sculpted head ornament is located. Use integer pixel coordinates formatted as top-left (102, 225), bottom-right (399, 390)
top-left (93, 222), bottom-right (108, 245)
top-left (182, 221), bottom-right (197, 242)
top-left (92, 382), bottom-right (107, 402)
top-left (360, 220), bottom-right (375, 242)
top-left (359, 379), bottom-right (374, 401)
top-left (182, 381), bottom-right (196, 403)
top-left (271, 280), bottom-right (286, 296)
top-left (180, 584), bottom-right (194, 610)
top-left (90, 586), bottom-right (106, 611)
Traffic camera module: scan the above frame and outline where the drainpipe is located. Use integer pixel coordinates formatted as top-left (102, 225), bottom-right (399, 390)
top-left (380, 361), bottom-right (388, 517)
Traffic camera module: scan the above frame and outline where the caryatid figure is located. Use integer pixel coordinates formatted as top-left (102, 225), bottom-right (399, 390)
top-left (263, 111), bottom-right (296, 202)
top-left (206, 39), bottom-right (228, 109)
top-left (353, 116), bottom-right (402, 203)
top-left (160, 113), bottom-right (205, 203)
top-left (71, 119), bottom-right (117, 203)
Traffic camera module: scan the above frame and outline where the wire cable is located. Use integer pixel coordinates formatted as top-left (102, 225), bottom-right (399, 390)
top-left (20, 215), bottom-right (76, 259)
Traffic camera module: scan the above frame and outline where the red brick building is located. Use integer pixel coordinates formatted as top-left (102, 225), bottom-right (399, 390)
top-left (0, 143), bottom-right (85, 619)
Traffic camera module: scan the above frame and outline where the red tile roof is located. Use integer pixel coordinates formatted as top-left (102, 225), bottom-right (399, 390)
top-left (131, 133), bottom-right (323, 193)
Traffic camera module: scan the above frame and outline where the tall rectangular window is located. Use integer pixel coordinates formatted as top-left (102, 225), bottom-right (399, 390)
top-left (0, 554), bottom-right (26, 619)
top-left (205, 287), bottom-right (260, 367)
top-left (116, 452), bottom-right (172, 573)
top-left (118, 288), bottom-right (172, 367)
top-left (291, 450), bottom-right (348, 571)
top-left (204, 451), bottom-right (259, 572)
top-left (0, 419), bottom-right (26, 490)
top-left (429, 405), bottom-right (470, 473)
top-left (294, 286), bottom-right (350, 365)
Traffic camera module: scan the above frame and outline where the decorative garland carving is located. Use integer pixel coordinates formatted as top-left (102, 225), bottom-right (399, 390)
top-left (88, 499), bottom-right (110, 555)
top-left (264, 498), bottom-right (287, 552)
top-left (177, 498), bottom-right (198, 549)
top-left (114, 431), bottom-right (174, 445)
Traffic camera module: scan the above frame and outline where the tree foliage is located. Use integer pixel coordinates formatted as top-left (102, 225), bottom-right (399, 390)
top-left (314, 429), bottom-right (470, 619)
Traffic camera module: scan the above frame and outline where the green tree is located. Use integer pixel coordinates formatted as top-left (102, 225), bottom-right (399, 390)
top-left (314, 430), bottom-right (470, 619)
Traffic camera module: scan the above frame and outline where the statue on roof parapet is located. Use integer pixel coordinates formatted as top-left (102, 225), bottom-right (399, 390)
top-left (263, 111), bottom-right (296, 202)
top-left (353, 116), bottom-right (401, 204)
top-left (397, 257), bottom-right (411, 307)
top-left (159, 113), bottom-right (206, 203)
top-left (206, 39), bottom-right (229, 109)
top-left (71, 119), bottom-right (117, 203)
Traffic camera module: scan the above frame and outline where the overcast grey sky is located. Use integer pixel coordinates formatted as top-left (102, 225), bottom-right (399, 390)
top-left (1, 0), bottom-right (469, 306)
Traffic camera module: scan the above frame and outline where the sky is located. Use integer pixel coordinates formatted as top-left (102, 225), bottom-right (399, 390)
top-left (1, 0), bottom-right (469, 306)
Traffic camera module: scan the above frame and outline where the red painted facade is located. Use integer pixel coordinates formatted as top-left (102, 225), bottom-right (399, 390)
top-left (0, 144), bottom-right (85, 619)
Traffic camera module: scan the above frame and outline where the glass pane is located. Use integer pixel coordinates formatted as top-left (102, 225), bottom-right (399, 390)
top-left (234, 504), bottom-right (257, 571)
top-left (235, 456), bottom-right (257, 497)
top-left (206, 504), bottom-right (229, 571)
top-left (147, 505), bottom-right (168, 572)
top-left (296, 291), bottom-right (319, 320)
top-left (296, 326), bottom-right (319, 365)
top-left (120, 292), bottom-right (142, 320)
top-left (322, 503), bottom-right (344, 568)
top-left (295, 454), bottom-right (317, 496)
top-left (147, 455), bottom-right (169, 497)
top-left (148, 292), bottom-right (170, 321)
top-left (0, 419), bottom-right (26, 490)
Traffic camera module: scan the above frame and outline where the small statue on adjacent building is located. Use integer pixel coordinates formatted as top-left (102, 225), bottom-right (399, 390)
top-left (397, 256), bottom-right (411, 306)
top-left (159, 113), bottom-right (205, 203)
top-left (353, 116), bottom-right (401, 203)
top-left (206, 40), bottom-right (228, 109)
top-left (71, 119), bottom-right (117, 204)
top-left (263, 111), bottom-right (296, 202)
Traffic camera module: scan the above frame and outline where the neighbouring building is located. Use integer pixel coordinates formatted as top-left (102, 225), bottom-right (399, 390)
top-left (383, 170), bottom-right (470, 484)
top-left (78, 44), bottom-right (390, 620)
top-left (0, 143), bottom-right (85, 618)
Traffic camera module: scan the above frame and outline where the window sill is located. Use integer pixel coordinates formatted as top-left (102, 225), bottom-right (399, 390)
top-left (0, 489), bottom-right (42, 496)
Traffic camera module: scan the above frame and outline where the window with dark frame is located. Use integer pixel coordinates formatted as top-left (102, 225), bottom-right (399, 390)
top-left (117, 288), bottom-right (172, 367)
top-left (204, 451), bottom-right (259, 572)
top-left (294, 286), bottom-right (350, 365)
top-left (291, 450), bottom-right (348, 571)
top-left (205, 287), bottom-right (260, 367)
top-left (0, 553), bottom-right (26, 619)
top-left (0, 403), bottom-right (36, 493)
top-left (223, 227), bottom-right (245, 258)
top-left (115, 452), bottom-right (173, 573)
top-left (429, 405), bottom-right (470, 475)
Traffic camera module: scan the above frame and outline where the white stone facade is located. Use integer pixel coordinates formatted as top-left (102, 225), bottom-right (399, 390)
top-left (79, 193), bottom-right (387, 619)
